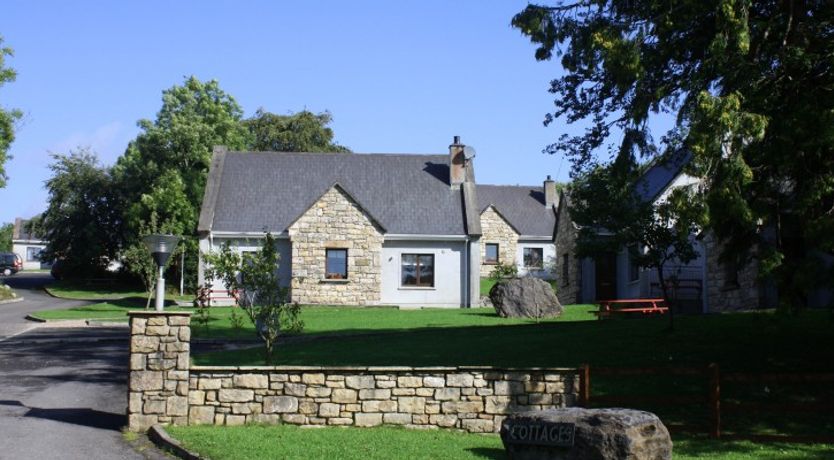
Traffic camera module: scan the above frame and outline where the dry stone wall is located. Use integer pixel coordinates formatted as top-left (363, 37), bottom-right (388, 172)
top-left (479, 206), bottom-right (519, 278)
top-left (188, 366), bottom-right (577, 433)
top-left (127, 312), bottom-right (580, 433)
top-left (287, 185), bottom-right (384, 305)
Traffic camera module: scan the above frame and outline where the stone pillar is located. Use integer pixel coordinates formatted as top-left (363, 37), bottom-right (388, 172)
top-left (127, 311), bottom-right (191, 432)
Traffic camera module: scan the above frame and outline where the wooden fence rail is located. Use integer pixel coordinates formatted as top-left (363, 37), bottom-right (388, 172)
top-left (578, 363), bottom-right (834, 443)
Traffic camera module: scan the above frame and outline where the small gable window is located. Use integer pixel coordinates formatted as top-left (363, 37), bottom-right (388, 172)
top-left (401, 254), bottom-right (434, 287)
top-left (325, 248), bottom-right (348, 280)
top-left (485, 243), bottom-right (499, 264)
top-left (523, 248), bottom-right (543, 269)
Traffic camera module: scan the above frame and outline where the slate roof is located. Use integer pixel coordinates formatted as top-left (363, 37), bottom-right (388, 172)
top-left (13, 218), bottom-right (43, 241)
top-left (634, 148), bottom-right (693, 202)
top-left (476, 185), bottom-right (556, 237)
top-left (205, 152), bottom-right (468, 236)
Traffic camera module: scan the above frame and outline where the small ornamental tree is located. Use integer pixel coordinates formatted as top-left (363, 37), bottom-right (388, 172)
top-left (571, 163), bottom-right (706, 329)
top-left (203, 232), bottom-right (303, 363)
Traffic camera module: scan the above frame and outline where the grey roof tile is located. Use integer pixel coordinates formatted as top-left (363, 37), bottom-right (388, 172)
top-left (634, 149), bottom-right (693, 202)
top-left (209, 152), bottom-right (467, 235)
top-left (476, 185), bottom-right (556, 237)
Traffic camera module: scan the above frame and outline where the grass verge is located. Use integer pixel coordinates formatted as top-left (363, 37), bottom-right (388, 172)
top-left (45, 279), bottom-right (191, 301)
top-left (29, 303), bottom-right (597, 338)
top-left (165, 425), bottom-right (834, 460)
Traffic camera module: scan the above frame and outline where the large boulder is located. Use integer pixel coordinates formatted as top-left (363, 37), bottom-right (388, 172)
top-left (489, 277), bottom-right (563, 319)
top-left (501, 408), bottom-right (672, 460)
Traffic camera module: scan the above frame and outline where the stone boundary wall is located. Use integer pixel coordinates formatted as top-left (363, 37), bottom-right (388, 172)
top-left (127, 312), bottom-right (580, 433)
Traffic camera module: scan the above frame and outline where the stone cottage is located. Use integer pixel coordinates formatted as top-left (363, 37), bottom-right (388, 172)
top-left (553, 149), bottom-right (707, 310)
top-left (197, 137), bottom-right (558, 308)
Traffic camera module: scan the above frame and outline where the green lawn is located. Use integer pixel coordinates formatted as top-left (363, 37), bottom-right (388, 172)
top-left (166, 425), bottom-right (834, 460)
top-left (45, 279), bottom-right (191, 301)
top-left (30, 302), bottom-right (597, 339)
top-left (193, 308), bottom-right (834, 440)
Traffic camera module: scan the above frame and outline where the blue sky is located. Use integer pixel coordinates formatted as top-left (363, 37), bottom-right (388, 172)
top-left (0, 1), bottom-right (663, 224)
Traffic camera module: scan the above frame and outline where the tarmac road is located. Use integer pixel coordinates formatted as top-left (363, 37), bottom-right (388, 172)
top-left (0, 272), bottom-right (91, 340)
top-left (0, 273), bottom-right (165, 459)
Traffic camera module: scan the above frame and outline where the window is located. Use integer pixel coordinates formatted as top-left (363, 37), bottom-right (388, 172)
top-left (401, 254), bottom-right (434, 287)
top-left (325, 249), bottom-right (348, 279)
top-left (26, 247), bottom-right (41, 262)
top-left (485, 243), bottom-right (499, 264)
top-left (628, 244), bottom-right (639, 282)
top-left (523, 247), bottom-right (543, 269)
top-left (562, 254), bottom-right (570, 282)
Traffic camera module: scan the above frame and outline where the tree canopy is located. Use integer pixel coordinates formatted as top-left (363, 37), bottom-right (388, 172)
top-left (0, 35), bottom-right (22, 189)
top-left (513, 1), bottom-right (834, 307)
top-left (40, 149), bottom-right (122, 275)
top-left (244, 108), bottom-right (350, 153)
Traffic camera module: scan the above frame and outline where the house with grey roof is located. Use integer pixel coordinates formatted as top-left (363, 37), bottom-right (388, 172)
top-left (12, 217), bottom-right (50, 270)
top-left (553, 150), bottom-right (707, 311)
top-left (197, 137), bottom-right (559, 308)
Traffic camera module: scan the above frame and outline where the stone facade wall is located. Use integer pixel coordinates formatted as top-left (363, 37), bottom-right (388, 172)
top-left (479, 206), bottom-right (519, 278)
top-left (187, 366), bottom-right (577, 433)
top-left (554, 202), bottom-right (580, 304)
top-left (127, 312), bottom-right (580, 434)
top-left (127, 311), bottom-right (191, 431)
top-left (287, 186), bottom-right (384, 305)
top-left (703, 232), bottom-right (761, 312)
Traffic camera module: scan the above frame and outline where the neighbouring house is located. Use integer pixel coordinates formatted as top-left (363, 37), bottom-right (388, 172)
top-left (12, 217), bottom-right (50, 270)
top-left (476, 181), bottom-right (557, 279)
top-left (197, 137), bottom-right (561, 308)
top-left (554, 150), bottom-right (707, 311)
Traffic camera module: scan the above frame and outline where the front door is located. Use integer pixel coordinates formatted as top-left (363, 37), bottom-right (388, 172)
top-left (595, 252), bottom-right (618, 301)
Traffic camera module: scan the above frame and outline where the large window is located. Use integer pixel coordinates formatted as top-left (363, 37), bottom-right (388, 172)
top-left (325, 249), bottom-right (348, 279)
top-left (26, 247), bottom-right (41, 262)
top-left (401, 254), bottom-right (434, 287)
top-left (523, 247), bottom-right (543, 269)
top-left (484, 243), bottom-right (499, 264)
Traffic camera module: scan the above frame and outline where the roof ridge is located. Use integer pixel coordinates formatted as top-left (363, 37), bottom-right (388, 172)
top-left (226, 151), bottom-right (446, 157)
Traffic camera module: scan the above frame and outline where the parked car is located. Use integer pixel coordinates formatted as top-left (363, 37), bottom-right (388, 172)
top-left (0, 252), bottom-right (23, 276)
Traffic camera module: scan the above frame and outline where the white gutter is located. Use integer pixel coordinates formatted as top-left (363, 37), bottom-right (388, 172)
top-left (384, 234), bottom-right (469, 242)
top-left (210, 231), bottom-right (290, 239)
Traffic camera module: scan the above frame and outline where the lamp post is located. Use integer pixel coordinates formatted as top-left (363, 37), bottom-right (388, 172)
top-left (143, 234), bottom-right (180, 312)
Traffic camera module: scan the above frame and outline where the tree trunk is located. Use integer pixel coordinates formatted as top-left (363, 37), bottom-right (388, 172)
top-left (657, 264), bottom-right (674, 331)
top-left (145, 282), bottom-right (154, 310)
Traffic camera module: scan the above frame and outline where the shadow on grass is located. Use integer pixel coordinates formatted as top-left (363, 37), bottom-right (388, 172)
top-left (466, 447), bottom-right (506, 459)
top-left (674, 435), bottom-right (834, 459)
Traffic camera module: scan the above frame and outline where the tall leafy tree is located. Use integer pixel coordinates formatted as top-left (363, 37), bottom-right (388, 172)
top-left (513, 1), bottom-right (834, 309)
top-left (244, 108), bottom-right (350, 153)
top-left (40, 149), bottom-right (122, 276)
top-left (0, 35), bottom-right (22, 188)
top-left (114, 76), bottom-right (250, 289)
top-left (0, 222), bottom-right (12, 252)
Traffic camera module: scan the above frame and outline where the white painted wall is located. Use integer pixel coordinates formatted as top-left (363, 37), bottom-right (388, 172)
top-left (12, 241), bottom-right (48, 270)
top-left (380, 240), bottom-right (466, 308)
top-left (516, 240), bottom-right (556, 279)
top-left (199, 235), bottom-right (292, 306)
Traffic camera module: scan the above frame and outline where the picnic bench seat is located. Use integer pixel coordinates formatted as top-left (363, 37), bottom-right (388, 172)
top-left (593, 298), bottom-right (669, 319)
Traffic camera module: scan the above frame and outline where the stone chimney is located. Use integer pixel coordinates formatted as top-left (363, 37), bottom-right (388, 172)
top-left (544, 175), bottom-right (557, 208)
top-left (449, 136), bottom-right (466, 188)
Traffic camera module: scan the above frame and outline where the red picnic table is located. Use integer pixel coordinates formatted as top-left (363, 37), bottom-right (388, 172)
top-left (593, 298), bottom-right (669, 319)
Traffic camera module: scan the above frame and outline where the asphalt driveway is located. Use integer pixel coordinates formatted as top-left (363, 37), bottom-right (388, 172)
top-left (0, 273), bottom-right (166, 459)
